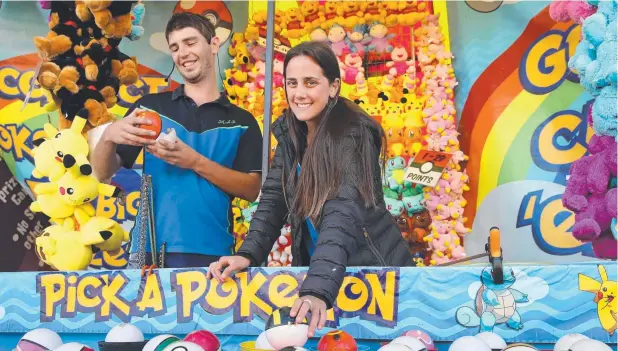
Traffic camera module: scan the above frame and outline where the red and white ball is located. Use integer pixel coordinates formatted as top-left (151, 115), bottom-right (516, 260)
top-left (52, 343), bottom-right (94, 351)
top-left (390, 336), bottom-right (427, 350)
top-left (400, 330), bottom-right (436, 351)
top-left (184, 330), bottom-right (220, 351)
top-left (15, 328), bottom-right (63, 351)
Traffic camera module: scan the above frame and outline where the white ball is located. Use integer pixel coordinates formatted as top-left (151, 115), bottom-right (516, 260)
top-left (52, 343), bottom-right (91, 351)
top-left (390, 336), bottom-right (427, 350)
top-left (378, 344), bottom-right (414, 351)
top-left (569, 339), bottom-right (612, 351)
top-left (105, 324), bottom-right (145, 342)
top-left (448, 336), bottom-right (491, 351)
top-left (265, 324), bottom-right (308, 350)
top-left (554, 334), bottom-right (590, 351)
top-left (142, 335), bottom-right (181, 351)
top-left (475, 332), bottom-right (507, 350)
top-left (18, 328), bottom-right (63, 351)
top-left (503, 344), bottom-right (538, 350)
top-left (255, 332), bottom-right (275, 350)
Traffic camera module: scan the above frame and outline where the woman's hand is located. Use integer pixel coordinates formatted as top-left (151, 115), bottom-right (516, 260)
top-left (290, 295), bottom-right (328, 337)
top-left (206, 256), bottom-right (251, 283)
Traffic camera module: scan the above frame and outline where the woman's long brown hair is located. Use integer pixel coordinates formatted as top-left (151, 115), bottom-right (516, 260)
top-left (283, 41), bottom-right (387, 222)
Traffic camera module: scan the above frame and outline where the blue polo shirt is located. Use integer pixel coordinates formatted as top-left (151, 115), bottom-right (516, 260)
top-left (116, 86), bottom-right (262, 257)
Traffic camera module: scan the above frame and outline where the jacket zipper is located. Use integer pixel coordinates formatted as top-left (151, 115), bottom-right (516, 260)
top-left (363, 227), bottom-right (387, 266)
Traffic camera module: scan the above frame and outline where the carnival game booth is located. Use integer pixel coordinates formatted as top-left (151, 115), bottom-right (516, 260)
top-left (0, 0), bottom-right (616, 350)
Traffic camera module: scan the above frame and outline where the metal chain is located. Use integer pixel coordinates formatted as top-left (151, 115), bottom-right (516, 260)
top-left (136, 171), bottom-right (149, 269)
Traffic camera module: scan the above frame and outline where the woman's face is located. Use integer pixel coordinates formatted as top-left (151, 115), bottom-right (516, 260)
top-left (285, 55), bottom-right (339, 123)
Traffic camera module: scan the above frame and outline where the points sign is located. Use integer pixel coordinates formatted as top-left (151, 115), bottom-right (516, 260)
top-left (404, 150), bottom-right (453, 187)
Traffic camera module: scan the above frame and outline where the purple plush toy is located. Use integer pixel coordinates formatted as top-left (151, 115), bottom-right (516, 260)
top-left (38, 0), bottom-right (51, 9)
top-left (591, 232), bottom-right (617, 259)
top-left (572, 193), bottom-right (613, 241)
top-left (563, 134), bottom-right (617, 258)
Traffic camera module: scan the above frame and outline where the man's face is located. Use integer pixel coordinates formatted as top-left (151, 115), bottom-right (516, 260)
top-left (168, 27), bottom-right (220, 84)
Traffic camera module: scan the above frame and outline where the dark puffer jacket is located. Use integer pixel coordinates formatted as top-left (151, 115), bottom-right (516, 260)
top-left (237, 101), bottom-right (414, 308)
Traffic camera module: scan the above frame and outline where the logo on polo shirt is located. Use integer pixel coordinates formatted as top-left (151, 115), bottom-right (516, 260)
top-left (218, 119), bottom-right (236, 125)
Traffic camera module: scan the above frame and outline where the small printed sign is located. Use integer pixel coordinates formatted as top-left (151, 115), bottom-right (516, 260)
top-left (257, 28), bottom-right (291, 55)
top-left (404, 149), bottom-right (453, 187)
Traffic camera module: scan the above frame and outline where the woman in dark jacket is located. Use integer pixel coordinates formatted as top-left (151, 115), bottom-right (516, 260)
top-left (206, 41), bottom-right (413, 336)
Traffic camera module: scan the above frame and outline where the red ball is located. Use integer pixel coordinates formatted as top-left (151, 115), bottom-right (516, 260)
top-left (184, 330), bottom-right (220, 351)
top-left (137, 110), bottom-right (162, 140)
top-left (317, 330), bottom-right (357, 351)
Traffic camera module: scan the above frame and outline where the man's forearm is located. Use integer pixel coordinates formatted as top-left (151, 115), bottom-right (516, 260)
top-left (192, 155), bottom-right (261, 202)
top-left (91, 138), bottom-right (121, 182)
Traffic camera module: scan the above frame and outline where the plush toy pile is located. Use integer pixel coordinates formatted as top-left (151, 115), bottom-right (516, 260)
top-left (33, 0), bottom-right (142, 133)
top-left (227, 2), bottom-right (470, 266)
top-left (30, 0), bottom-right (146, 270)
top-left (556, 0), bottom-right (617, 259)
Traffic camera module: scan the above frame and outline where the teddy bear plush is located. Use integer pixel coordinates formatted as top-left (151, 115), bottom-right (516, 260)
top-left (300, 1), bottom-right (325, 32)
top-left (281, 8), bottom-right (306, 39)
top-left (74, 38), bottom-right (109, 82)
top-left (110, 49), bottom-right (139, 86)
top-left (410, 209), bottom-right (432, 243)
top-left (84, 0), bottom-right (136, 39)
top-left (34, 1), bottom-right (81, 59)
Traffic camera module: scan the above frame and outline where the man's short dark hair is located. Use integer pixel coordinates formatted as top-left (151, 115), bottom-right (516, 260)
top-left (165, 12), bottom-right (216, 43)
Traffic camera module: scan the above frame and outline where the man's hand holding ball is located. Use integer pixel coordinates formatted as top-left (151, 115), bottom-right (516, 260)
top-left (103, 108), bottom-right (161, 147)
top-left (148, 127), bottom-right (198, 169)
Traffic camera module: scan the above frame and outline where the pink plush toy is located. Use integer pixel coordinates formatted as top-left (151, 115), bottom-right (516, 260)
top-left (38, 0), bottom-right (51, 9)
top-left (549, 0), bottom-right (597, 25)
top-left (453, 219), bottom-right (471, 236)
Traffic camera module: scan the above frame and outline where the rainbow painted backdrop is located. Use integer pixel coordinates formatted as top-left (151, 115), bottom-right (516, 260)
top-left (0, 1), bottom-right (608, 264)
top-left (447, 2), bottom-right (600, 263)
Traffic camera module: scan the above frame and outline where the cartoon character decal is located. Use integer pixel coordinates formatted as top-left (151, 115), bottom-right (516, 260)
top-left (579, 265), bottom-right (617, 335)
top-left (173, 1), bottom-right (233, 44)
top-left (150, 1), bottom-right (233, 55)
top-left (456, 266), bottom-right (529, 332)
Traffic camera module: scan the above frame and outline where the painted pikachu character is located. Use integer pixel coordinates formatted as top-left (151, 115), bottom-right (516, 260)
top-left (579, 265), bottom-right (617, 335)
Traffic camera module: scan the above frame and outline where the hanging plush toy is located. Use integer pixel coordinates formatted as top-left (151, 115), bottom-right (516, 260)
top-left (127, 1), bottom-right (145, 41)
top-left (35, 225), bottom-right (94, 271)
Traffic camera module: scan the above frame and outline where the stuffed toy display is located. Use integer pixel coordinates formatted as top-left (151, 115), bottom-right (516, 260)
top-left (34, 0), bottom-right (141, 134)
top-left (227, 2), bottom-right (469, 266)
top-left (560, 0), bottom-right (618, 259)
top-left (30, 1), bottom-right (145, 271)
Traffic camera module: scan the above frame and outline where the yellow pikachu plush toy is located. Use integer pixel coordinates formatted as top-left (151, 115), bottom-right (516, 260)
top-left (30, 152), bottom-right (122, 229)
top-left (579, 265), bottom-right (617, 335)
top-left (35, 225), bottom-right (93, 271)
top-left (79, 216), bottom-right (129, 253)
top-left (31, 115), bottom-right (90, 181)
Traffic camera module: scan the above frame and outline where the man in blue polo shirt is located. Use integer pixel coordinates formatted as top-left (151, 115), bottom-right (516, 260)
top-left (91, 12), bottom-right (263, 268)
